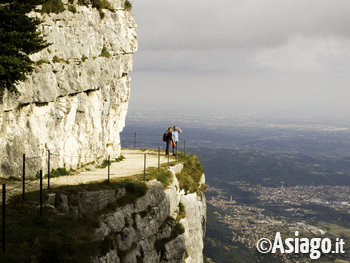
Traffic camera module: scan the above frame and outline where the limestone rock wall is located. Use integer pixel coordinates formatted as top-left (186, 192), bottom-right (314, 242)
top-left (47, 165), bottom-right (207, 263)
top-left (0, 0), bottom-right (137, 177)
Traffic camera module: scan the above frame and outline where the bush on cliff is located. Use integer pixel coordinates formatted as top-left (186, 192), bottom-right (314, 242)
top-left (124, 0), bottom-right (132, 11)
top-left (176, 153), bottom-right (205, 195)
top-left (41, 0), bottom-right (65, 13)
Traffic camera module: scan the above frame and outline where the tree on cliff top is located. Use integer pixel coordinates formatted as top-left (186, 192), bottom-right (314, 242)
top-left (0, 0), bottom-right (49, 95)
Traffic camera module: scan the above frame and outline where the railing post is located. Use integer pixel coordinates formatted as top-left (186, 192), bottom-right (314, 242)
top-left (22, 154), bottom-right (25, 201)
top-left (158, 147), bottom-right (160, 172)
top-left (2, 184), bottom-right (5, 253)
top-left (184, 140), bottom-right (186, 157)
top-left (144, 154), bottom-right (146, 182)
top-left (108, 155), bottom-right (110, 183)
top-left (47, 150), bottom-right (50, 189)
top-left (134, 132), bottom-right (136, 149)
top-left (40, 170), bottom-right (43, 217)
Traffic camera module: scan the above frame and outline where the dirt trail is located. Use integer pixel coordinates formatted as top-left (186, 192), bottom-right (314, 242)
top-left (51, 149), bottom-right (176, 186)
top-left (3, 149), bottom-right (176, 199)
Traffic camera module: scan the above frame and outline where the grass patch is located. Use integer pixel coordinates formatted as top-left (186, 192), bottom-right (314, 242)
top-left (35, 168), bottom-right (74, 179)
top-left (0, 179), bottom-right (147, 262)
top-left (91, 0), bottom-right (114, 19)
top-left (68, 4), bottom-right (77, 13)
top-left (124, 0), bottom-right (132, 11)
top-left (176, 202), bottom-right (186, 222)
top-left (97, 154), bottom-right (125, 168)
top-left (35, 59), bottom-right (50, 65)
top-left (92, 0), bottom-right (113, 10)
top-left (49, 167), bottom-right (73, 178)
top-left (100, 45), bottom-right (111, 58)
top-left (97, 159), bottom-right (110, 169)
top-left (146, 167), bottom-right (173, 188)
top-left (52, 55), bottom-right (69, 64)
top-left (115, 154), bottom-right (125, 162)
top-left (41, 0), bottom-right (65, 14)
top-left (176, 153), bottom-right (205, 195)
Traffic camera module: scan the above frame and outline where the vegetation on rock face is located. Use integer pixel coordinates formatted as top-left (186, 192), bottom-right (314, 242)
top-left (124, 0), bottom-right (132, 11)
top-left (100, 45), bottom-right (111, 58)
top-left (67, 4), bottom-right (77, 13)
top-left (41, 0), bottom-right (65, 13)
top-left (0, 0), bottom-right (49, 95)
top-left (0, 150), bottom-right (205, 262)
top-left (0, 179), bottom-right (148, 262)
top-left (176, 153), bottom-right (205, 195)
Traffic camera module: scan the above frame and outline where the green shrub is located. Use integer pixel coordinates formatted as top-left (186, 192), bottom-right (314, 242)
top-left (97, 158), bottom-right (110, 168)
top-left (115, 154), bottom-right (125, 162)
top-left (41, 0), bottom-right (65, 14)
top-left (36, 167), bottom-right (73, 179)
top-left (100, 45), bottom-right (111, 58)
top-left (124, 0), bottom-right (132, 11)
top-left (50, 167), bottom-right (71, 177)
top-left (176, 154), bottom-right (205, 195)
top-left (35, 59), bottom-right (50, 65)
top-left (92, 0), bottom-right (113, 10)
top-left (52, 55), bottom-right (61, 63)
top-left (176, 202), bottom-right (186, 222)
top-left (68, 4), bottom-right (77, 13)
top-left (52, 55), bottom-right (69, 64)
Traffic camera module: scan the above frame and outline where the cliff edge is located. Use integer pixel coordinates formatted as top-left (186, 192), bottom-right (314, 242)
top-left (1, 155), bottom-right (206, 263)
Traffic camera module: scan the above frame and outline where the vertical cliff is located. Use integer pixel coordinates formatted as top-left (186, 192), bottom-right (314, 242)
top-left (45, 164), bottom-right (206, 263)
top-left (0, 0), bottom-right (137, 178)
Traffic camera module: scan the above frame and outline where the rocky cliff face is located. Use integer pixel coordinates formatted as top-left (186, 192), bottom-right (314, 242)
top-left (48, 164), bottom-right (207, 263)
top-left (0, 0), bottom-right (137, 178)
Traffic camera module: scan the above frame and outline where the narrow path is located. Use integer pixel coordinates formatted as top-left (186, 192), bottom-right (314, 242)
top-left (51, 149), bottom-right (176, 186)
top-left (3, 149), bottom-right (177, 199)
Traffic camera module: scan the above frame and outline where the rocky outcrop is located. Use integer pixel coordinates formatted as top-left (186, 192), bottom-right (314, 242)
top-left (0, 0), bottom-right (137, 178)
top-left (47, 164), bottom-right (206, 263)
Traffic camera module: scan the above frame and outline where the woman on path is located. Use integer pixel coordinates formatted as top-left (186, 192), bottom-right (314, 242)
top-left (165, 127), bottom-right (174, 156)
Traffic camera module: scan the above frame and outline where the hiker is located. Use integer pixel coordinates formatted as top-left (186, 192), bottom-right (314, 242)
top-left (164, 127), bottom-right (174, 156)
top-left (172, 126), bottom-right (182, 156)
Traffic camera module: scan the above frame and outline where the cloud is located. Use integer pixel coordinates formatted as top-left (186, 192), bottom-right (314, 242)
top-left (133, 0), bottom-right (350, 74)
top-left (255, 36), bottom-right (350, 73)
top-left (130, 0), bottom-right (350, 116)
top-left (134, 0), bottom-right (350, 50)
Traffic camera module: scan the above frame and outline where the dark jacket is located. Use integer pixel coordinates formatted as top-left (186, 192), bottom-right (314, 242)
top-left (165, 131), bottom-right (173, 141)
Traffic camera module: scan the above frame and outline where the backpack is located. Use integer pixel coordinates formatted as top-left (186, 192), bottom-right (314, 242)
top-left (162, 133), bottom-right (166, 142)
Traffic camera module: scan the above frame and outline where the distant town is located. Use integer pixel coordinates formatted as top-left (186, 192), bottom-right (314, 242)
top-left (207, 185), bottom-right (350, 263)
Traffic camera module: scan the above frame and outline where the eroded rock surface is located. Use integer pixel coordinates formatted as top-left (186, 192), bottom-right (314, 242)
top-left (0, 0), bottom-right (137, 177)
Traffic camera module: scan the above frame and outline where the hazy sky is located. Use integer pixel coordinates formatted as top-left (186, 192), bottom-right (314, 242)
top-left (128, 0), bottom-right (350, 119)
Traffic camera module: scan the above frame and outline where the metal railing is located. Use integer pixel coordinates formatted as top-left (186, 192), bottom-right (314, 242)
top-left (0, 131), bottom-right (189, 253)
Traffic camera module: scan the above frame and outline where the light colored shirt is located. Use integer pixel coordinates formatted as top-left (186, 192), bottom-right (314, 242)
top-left (172, 130), bottom-right (180, 142)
